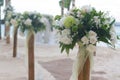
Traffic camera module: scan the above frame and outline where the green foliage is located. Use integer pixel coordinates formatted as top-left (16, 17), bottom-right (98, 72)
top-left (54, 6), bottom-right (117, 55)
top-left (4, 3), bottom-right (14, 23)
top-left (19, 11), bottom-right (46, 33)
top-left (59, 0), bottom-right (71, 10)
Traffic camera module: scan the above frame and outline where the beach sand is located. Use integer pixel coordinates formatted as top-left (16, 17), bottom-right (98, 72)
top-left (0, 38), bottom-right (120, 80)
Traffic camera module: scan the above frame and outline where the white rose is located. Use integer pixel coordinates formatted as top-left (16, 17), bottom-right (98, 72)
top-left (89, 30), bottom-right (97, 37)
top-left (81, 5), bottom-right (92, 13)
top-left (86, 44), bottom-right (96, 53)
top-left (93, 16), bottom-right (100, 26)
top-left (62, 29), bottom-right (71, 35)
top-left (24, 18), bottom-right (32, 26)
top-left (81, 36), bottom-right (89, 45)
top-left (10, 19), bottom-right (18, 27)
top-left (89, 36), bottom-right (97, 44)
top-left (60, 36), bottom-right (73, 45)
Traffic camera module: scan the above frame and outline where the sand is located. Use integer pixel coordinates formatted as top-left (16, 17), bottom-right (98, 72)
top-left (0, 38), bottom-right (120, 80)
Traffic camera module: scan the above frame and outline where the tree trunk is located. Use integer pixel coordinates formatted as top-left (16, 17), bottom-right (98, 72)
top-left (78, 57), bottom-right (90, 80)
top-left (28, 33), bottom-right (35, 80)
top-left (13, 27), bottom-right (18, 57)
top-left (72, 0), bottom-right (75, 8)
top-left (6, 25), bottom-right (10, 44)
top-left (61, 0), bottom-right (64, 16)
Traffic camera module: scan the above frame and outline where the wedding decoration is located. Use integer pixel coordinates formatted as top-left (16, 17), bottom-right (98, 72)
top-left (54, 5), bottom-right (118, 80)
top-left (10, 12), bottom-right (22, 57)
top-left (3, 3), bottom-right (14, 43)
top-left (4, 3), bottom-right (14, 26)
top-left (19, 11), bottom-right (45, 80)
top-left (20, 11), bottom-right (45, 33)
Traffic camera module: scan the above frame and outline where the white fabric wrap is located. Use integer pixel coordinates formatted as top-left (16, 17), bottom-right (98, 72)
top-left (70, 42), bottom-right (94, 80)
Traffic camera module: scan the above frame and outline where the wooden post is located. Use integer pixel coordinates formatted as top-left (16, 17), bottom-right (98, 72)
top-left (13, 27), bottom-right (18, 57)
top-left (28, 33), bottom-right (35, 80)
top-left (4, 0), bottom-right (10, 37)
top-left (78, 57), bottom-right (90, 80)
top-left (6, 25), bottom-right (10, 44)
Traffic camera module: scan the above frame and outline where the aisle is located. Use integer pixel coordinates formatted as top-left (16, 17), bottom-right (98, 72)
top-left (0, 39), bottom-right (120, 80)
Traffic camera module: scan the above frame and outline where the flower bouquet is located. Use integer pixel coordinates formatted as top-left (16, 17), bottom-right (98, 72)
top-left (3, 3), bottom-right (14, 43)
top-left (18, 11), bottom-right (46, 80)
top-left (19, 11), bottom-right (45, 33)
top-left (4, 3), bottom-right (14, 26)
top-left (54, 5), bottom-right (118, 80)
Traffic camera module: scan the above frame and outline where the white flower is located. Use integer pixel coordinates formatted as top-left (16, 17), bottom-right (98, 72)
top-left (89, 36), bottom-right (97, 44)
top-left (59, 16), bottom-right (66, 27)
top-left (62, 29), bottom-right (71, 35)
top-left (81, 36), bottom-right (89, 45)
top-left (54, 20), bottom-right (60, 26)
top-left (10, 19), bottom-right (18, 27)
top-left (24, 18), bottom-right (32, 26)
top-left (86, 44), bottom-right (96, 53)
top-left (104, 20), bottom-right (109, 25)
top-left (93, 16), bottom-right (100, 26)
top-left (110, 26), bottom-right (117, 46)
top-left (77, 11), bottom-right (81, 18)
top-left (111, 35), bottom-right (117, 46)
top-left (89, 30), bottom-right (97, 37)
top-left (56, 29), bottom-right (72, 45)
top-left (81, 5), bottom-right (92, 13)
top-left (60, 36), bottom-right (73, 45)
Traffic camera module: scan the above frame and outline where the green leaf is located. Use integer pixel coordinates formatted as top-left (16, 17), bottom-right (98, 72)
top-left (59, 0), bottom-right (71, 9)
top-left (72, 26), bottom-right (78, 32)
top-left (110, 19), bottom-right (115, 26)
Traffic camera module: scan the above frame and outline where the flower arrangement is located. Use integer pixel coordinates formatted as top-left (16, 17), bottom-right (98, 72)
top-left (54, 5), bottom-right (117, 54)
top-left (4, 3), bottom-right (14, 26)
top-left (19, 11), bottom-right (45, 33)
top-left (10, 12), bottom-right (22, 27)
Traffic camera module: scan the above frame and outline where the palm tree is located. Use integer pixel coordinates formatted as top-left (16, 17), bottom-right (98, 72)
top-left (61, 0), bottom-right (64, 16)
top-left (59, 0), bottom-right (72, 15)
top-left (72, 0), bottom-right (75, 7)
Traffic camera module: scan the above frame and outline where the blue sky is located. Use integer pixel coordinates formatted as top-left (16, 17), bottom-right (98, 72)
top-left (1, 0), bottom-right (120, 21)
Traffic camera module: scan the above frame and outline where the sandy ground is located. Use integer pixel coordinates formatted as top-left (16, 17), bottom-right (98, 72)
top-left (0, 38), bottom-right (120, 80)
